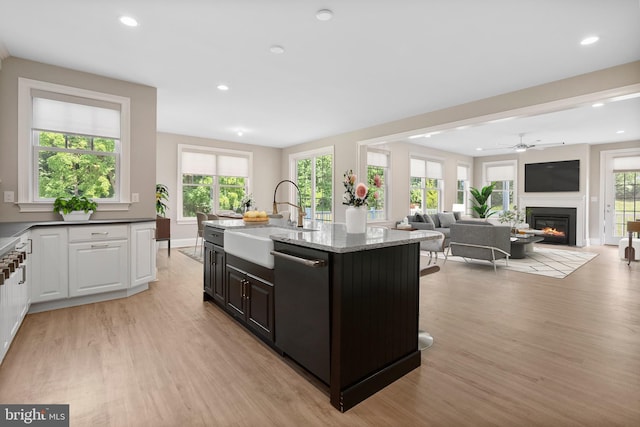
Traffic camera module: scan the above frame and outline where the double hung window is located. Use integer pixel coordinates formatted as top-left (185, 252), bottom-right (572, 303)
top-left (484, 161), bottom-right (516, 212)
top-left (410, 157), bottom-right (443, 214)
top-left (18, 78), bottom-right (131, 210)
top-left (179, 146), bottom-right (251, 220)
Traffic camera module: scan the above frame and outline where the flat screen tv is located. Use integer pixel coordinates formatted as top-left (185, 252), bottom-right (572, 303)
top-left (524, 160), bottom-right (580, 192)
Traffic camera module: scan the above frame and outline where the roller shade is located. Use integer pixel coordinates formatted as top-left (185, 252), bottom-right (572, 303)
top-left (613, 156), bottom-right (640, 172)
top-left (426, 161), bottom-right (443, 180)
top-left (218, 155), bottom-right (249, 177)
top-left (411, 158), bottom-right (443, 179)
top-left (33, 97), bottom-right (120, 139)
top-left (410, 158), bottom-right (425, 177)
top-left (457, 165), bottom-right (469, 180)
top-left (486, 164), bottom-right (515, 182)
top-left (367, 151), bottom-right (388, 168)
top-left (182, 152), bottom-right (216, 176)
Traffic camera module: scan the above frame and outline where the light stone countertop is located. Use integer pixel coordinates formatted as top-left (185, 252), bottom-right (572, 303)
top-left (204, 219), bottom-right (440, 253)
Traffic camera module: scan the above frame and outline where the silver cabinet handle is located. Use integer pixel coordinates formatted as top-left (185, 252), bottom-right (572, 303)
top-left (91, 244), bottom-right (110, 248)
top-left (91, 232), bottom-right (109, 236)
top-left (19, 265), bottom-right (26, 285)
top-left (270, 251), bottom-right (326, 268)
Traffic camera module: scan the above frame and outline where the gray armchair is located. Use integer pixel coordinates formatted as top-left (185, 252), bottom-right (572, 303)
top-left (445, 221), bottom-right (511, 272)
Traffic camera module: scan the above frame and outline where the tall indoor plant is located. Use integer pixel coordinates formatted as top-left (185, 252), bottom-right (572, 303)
top-left (155, 184), bottom-right (171, 247)
top-left (469, 183), bottom-right (496, 218)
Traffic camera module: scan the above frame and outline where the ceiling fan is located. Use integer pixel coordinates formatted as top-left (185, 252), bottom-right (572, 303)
top-left (490, 133), bottom-right (566, 152)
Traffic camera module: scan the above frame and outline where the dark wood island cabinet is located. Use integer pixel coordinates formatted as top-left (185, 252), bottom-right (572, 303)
top-left (203, 221), bottom-right (439, 412)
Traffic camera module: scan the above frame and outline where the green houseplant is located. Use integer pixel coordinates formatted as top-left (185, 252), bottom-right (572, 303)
top-left (155, 184), bottom-right (171, 244)
top-left (156, 184), bottom-right (169, 217)
top-left (53, 195), bottom-right (97, 221)
top-left (469, 184), bottom-right (497, 218)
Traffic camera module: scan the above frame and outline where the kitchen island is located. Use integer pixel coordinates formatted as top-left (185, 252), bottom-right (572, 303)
top-left (204, 220), bottom-right (440, 411)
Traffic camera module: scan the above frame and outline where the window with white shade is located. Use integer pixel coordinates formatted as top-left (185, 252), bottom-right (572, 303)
top-left (410, 157), bottom-right (443, 214)
top-left (178, 145), bottom-right (251, 220)
top-left (17, 78), bottom-right (131, 209)
top-left (366, 149), bottom-right (389, 220)
top-left (484, 160), bottom-right (517, 212)
top-left (456, 164), bottom-right (470, 214)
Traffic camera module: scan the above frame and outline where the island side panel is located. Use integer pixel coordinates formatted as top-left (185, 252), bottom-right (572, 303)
top-left (330, 242), bottom-right (421, 411)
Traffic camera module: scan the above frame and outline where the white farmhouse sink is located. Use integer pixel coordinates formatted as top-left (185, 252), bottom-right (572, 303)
top-left (224, 227), bottom-right (286, 269)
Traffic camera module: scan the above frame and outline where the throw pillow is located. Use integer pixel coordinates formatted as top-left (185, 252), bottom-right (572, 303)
top-left (422, 214), bottom-right (435, 227)
top-left (428, 213), bottom-right (441, 228)
top-left (438, 212), bottom-right (457, 228)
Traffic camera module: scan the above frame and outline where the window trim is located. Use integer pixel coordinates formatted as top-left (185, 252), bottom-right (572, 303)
top-left (17, 78), bottom-right (131, 212)
top-left (177, 144), bottom-right (253, 223)
top-left (366, 148), bottom-right (390, 222)
top-left (482, 160), bottom-right (518, 212)
top-left (456, 162), bottom-right (471, 214)
top-left (289, 146), bottom-right (334, 223)
top-left (410, 155), bottom-right (444, 213)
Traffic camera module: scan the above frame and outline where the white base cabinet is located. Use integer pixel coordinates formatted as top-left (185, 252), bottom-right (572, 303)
top-left (1, 231), bottom-right (30, 364)
top-left (30, 227), bottom-right (68, 303)
top-left (29, 221), bottom-right (156, 311)
top-left (69, 240), bottom-right (128, 297)
top-left (130, 222), bottom-right (156, 287)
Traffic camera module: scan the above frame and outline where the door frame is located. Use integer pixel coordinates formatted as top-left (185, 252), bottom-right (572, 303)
top-left (599, 147), bottom-right (640, 245)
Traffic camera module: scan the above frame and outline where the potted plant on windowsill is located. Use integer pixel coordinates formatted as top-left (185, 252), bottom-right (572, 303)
top-left (53, 196), bottom-right (98, 221)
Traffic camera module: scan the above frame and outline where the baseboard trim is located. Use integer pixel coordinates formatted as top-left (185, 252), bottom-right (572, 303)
top-left (28, 283), bottom-right (149, 314)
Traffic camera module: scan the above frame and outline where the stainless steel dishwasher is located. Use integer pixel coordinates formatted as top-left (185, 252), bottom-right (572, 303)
top-left (272, 241), bottom-right (330, 384)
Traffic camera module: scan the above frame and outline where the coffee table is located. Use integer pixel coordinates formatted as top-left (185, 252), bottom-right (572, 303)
top-left (510, 235), bottom-right (544, 259)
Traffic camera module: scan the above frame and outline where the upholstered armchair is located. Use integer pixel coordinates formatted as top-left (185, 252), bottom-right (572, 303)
top-left (445, 221), bottom-right (511, 272)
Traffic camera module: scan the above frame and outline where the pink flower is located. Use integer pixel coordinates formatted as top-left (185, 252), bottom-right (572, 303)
top-left (373, 174), bottom-right (382, 188)
top-left (355, 183), bottom-right (368, 199)
top-left (373, 191), bottom-right (379, 200)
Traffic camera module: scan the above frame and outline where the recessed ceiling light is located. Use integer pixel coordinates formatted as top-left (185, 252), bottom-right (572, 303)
top-left (476, 148), bottom-right (483, 151)
top-left (119, 16), bottom-right (139, 27)
top-left (217, 84), bottom-right (229, 91)
top-left (316, 9), bottom-right (333, 21)
top-left (592, 102), bottom-right (604, 107)
top-left (237, 130), bottom-right (244, 136)
top-left (580, 36), bottom-right (599, 46)
top-left (269, 45), bottom-right (285, 54)
top-left (616, 130), bottom-right (625, 134)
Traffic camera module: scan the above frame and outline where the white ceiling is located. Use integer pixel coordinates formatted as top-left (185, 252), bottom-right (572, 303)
top-left (1, 0), bottom-right (639, 153)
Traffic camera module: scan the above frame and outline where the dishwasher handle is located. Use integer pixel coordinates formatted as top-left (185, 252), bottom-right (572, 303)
top-left (270, 250), bottom-right (327, 268)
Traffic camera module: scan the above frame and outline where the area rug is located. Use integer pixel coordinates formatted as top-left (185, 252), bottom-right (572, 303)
top-left (442, 246), bottom-right (598, 279)
top-left (179, 248), bottom-right (204, 264)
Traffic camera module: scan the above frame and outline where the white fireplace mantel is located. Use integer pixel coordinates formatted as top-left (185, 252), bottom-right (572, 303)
top-left (518, 194), bottom-right (587, 247)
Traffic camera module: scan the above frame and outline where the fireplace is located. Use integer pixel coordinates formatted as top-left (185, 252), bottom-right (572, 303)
top-left (527, 207), bottom-right (577, 246)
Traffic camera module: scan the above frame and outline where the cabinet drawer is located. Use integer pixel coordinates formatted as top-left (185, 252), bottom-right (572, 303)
top-left (204, 226), bottom-right (224, 246)
top-left (68, 225), bottom-right (128, 242)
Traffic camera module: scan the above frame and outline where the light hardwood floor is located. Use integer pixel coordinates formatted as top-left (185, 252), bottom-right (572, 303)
top-left (0, 244), bottom-right (638, 426)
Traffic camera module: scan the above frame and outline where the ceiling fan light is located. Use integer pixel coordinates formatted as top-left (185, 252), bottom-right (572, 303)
top-left (515, 147), bottom-right (527, 153)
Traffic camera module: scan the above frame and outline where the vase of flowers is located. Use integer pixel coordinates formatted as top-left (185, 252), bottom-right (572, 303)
top-left (343, 170), bottom-right (381, 234)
